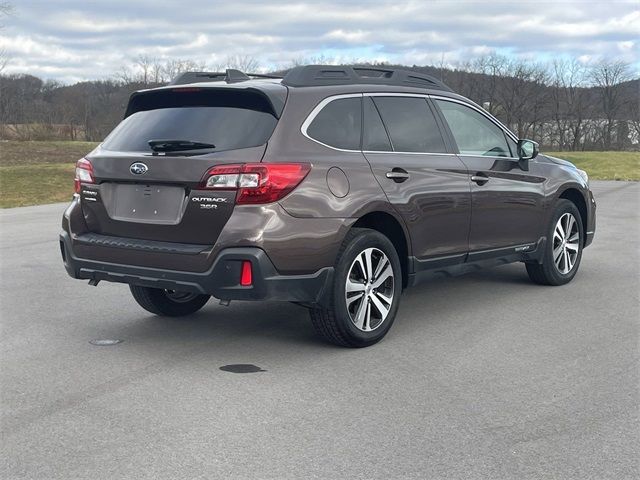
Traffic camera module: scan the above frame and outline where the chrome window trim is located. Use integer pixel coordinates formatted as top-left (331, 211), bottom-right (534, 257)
top-left (301, 92), bottom-right (520, 158)
top-left (365, 92), bottom-right (429, 98)
top-left (363, 150), bottom-right (457, 156)
top-left (458, 153), bottom-right (519, 160)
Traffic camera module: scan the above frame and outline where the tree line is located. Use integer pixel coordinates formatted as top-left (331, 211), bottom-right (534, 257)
top-left (0, 55), bottom-right (637, 151)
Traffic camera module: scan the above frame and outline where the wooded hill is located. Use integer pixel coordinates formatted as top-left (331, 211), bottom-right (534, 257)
top-left (1, 58), bottom-right (638, 151)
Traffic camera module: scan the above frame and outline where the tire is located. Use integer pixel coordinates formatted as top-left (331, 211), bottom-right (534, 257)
top-left (129, 285), bottom-right (210, 316)
top-left (526, 199), bottom-right (584, 286)
top-left (309, 228), bottom-right (402, 347)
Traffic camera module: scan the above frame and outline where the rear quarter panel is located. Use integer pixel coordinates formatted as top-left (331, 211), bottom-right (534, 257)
top-left (263, 87), bottom-right (413, 263)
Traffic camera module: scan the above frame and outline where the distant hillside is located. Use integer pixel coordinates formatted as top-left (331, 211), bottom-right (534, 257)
top-left (1, 60), bottom-right (638, 151)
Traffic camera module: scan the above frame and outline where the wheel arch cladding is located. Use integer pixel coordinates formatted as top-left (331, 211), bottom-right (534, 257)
top-left (352, 211), bottom-right (409, 288)
top-left (559, 188), bottom-right (588, 246)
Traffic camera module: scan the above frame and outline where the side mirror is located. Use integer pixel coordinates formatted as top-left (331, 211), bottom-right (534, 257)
top-left (516, 139), bottom-right (538, 171)
top-left (518, 139), bottom-right (539, 161)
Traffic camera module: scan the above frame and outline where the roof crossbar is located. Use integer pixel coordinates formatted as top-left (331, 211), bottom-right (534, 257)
top-left (281, 65), bottom-right (452, 92)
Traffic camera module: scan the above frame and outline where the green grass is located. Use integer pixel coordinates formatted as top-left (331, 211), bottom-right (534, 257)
top-left (0, 141), bottom-right (638, 208)
top-left (546, 151), bottom-right (640, 181)
top-left (1, 140), bottom-right (98, 208)
top-left (0, 140), bottom-right (99, 166)
top-left (0, 163), bottom-right (76, 208)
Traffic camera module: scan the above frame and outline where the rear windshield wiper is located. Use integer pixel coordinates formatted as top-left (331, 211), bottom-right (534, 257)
top-left (148, 139), bottom-right (216, 153)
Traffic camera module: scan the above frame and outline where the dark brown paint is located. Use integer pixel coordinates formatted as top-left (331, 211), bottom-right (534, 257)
top-left (62, 75), bottom-right (595, 293)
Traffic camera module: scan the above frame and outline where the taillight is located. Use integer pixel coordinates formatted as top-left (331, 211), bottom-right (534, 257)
top-left (74, 158), bottom-right (95, 193)
top-left (199, 163), bottom-right (311, 204)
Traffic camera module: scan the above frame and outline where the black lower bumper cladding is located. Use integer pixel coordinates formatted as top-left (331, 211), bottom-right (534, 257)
top-left (60, 232), bottom-right (333, 305)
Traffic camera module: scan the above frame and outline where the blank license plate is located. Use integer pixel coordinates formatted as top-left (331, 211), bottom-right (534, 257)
top-left (109, 184), bottom-right (186, 224)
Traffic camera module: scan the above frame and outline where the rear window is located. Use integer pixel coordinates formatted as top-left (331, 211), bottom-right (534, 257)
top-left (306, 97), bottom-right (362, 150)
top-left (363, 97), bottom-right (392, 151)
top-left (102, 89), bottom-right (278, 153)
top-left (373, 97), bottom-right (446, 153)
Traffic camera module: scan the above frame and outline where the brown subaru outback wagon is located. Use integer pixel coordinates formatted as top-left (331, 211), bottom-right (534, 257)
top-left (60, 65), bottom-right (596, 347)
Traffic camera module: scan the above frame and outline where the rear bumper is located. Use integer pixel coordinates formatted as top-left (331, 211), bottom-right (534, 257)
top-left (60, 231), bottom-right (333, 305)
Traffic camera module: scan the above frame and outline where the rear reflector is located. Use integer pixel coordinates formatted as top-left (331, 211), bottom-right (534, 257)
top-left (74, 158), bottom-right (95, 193)
top-left (240, 260), bottom-right (253, 286)
top-left (200, 163), bottom-right (311, 204)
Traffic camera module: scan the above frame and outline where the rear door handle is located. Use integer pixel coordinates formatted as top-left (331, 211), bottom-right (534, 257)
top-left (471, 173), bottom-right (489, 185)
top-left (386, 169), bottom-right (409, 183)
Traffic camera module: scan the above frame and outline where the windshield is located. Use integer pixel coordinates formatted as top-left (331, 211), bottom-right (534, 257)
top-left (102, 88), bottom-right (279, 153)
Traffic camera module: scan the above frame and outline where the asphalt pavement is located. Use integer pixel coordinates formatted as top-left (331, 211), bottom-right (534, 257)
top-left (1, 180), bottom-right (638, 479)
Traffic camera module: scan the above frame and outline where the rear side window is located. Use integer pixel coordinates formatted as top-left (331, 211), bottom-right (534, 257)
top-left (306, 97), bottom-right (362, 150)
top-left (435, 100), bottom-right (511, 157)
top-left (373, 97), bottom-right (446, 153)
top-left (102, 89), bottom-right (278, 153)
top-left (363, 97), bottom-right (392, 151)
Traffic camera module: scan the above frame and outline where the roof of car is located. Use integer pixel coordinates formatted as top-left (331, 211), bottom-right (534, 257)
top-left (281, 65), bottom-right (452, 92)
top-left (167, 65), bottom-right (454, 94)
top-left (128, 66), bottom-right (468, 119)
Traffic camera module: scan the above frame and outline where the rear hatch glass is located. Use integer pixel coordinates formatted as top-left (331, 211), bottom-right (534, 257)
top-left (102, 88), bottom-right (278, 153)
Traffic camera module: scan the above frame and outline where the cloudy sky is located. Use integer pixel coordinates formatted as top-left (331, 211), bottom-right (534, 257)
top-left (1, 0), bottom-right (638, 83)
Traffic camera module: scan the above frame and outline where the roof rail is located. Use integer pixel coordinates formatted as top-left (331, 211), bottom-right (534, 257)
top-left (170, 69), bottom-right (283, 86)
top-left (281, 65), bottom-right (452, 92)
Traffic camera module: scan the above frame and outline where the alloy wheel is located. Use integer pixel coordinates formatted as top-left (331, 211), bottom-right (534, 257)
top-left (345, 247), bottom-right (395, 332)
top-left (553, 213), bottom-right (580, 274)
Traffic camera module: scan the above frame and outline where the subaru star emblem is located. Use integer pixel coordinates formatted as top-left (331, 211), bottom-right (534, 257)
top-left (130, 162), bottom-right (148, 175)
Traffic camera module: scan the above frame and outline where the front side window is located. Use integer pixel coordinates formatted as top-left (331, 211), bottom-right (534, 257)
top-left (435, 100), bottom-right (511, 157)
top-left (505, 134), bottom-right (518, 158)
top-left (306, 97), bottom-right (362, 150)
top-left (372, 97), bottom-right (446, 153)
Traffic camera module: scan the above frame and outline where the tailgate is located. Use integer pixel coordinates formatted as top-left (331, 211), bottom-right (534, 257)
top-left (79, 146), bottom-right (265, 244)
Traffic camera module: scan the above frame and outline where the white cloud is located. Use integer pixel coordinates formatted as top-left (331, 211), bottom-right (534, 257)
top-left (0, 0), bottom-right (637, 82)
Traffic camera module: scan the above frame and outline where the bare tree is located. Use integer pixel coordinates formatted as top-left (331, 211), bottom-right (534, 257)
top-left (0, 1), bottom-right (14, 73)
top-left (285, 54), bottom-right (337, 70)
top-left (161, 58), bottom-right (206, 82)
top-left (216, 55), bottom-right (260, 72)
top-left (590, 61), bottom-right (631, 149)
top-left (501, 59), bottom-right (549, 137)
top-left (468, 54), bottom-right (508, 117)
top-left (150, 59), bottom-right (164, 83)
top-left (135, 54), bottom-right (154, 85)
top-left (549, 59), bottom-right (590, 150)
top-left (629, 99), bottom-right (640, 147)
top-left (114, 65), bottom-right (135, 85)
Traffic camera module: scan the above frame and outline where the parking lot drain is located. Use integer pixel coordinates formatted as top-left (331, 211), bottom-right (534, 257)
top-left (219, 364), bottom-right (266, 373)
top-left (89, 339), bottom-right (123, 346)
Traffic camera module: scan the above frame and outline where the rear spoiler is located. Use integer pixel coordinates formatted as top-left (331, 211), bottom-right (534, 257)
top-left (124, 85), bottom-right (286, 119)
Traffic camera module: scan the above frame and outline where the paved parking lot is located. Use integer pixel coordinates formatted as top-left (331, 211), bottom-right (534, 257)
top-left (1, 180), bottom-right (638, 479)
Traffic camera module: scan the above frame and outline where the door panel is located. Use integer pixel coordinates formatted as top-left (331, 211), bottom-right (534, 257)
top-left (459, 156), bottom-right (546, 250)
top-left (365, 152), bottom-right (471, 258)
top-left (363, 96), bottom-right (471, 260)
top-left (433, 98), bottom-right (546, 251)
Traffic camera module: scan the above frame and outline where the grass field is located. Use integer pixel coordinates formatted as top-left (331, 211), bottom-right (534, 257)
top-left (0, 141), bottom-right (638, 208)
top-left (0, 141), bottom-right (98, 208)
top-left (546, 151), bottom-right (640, 182)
